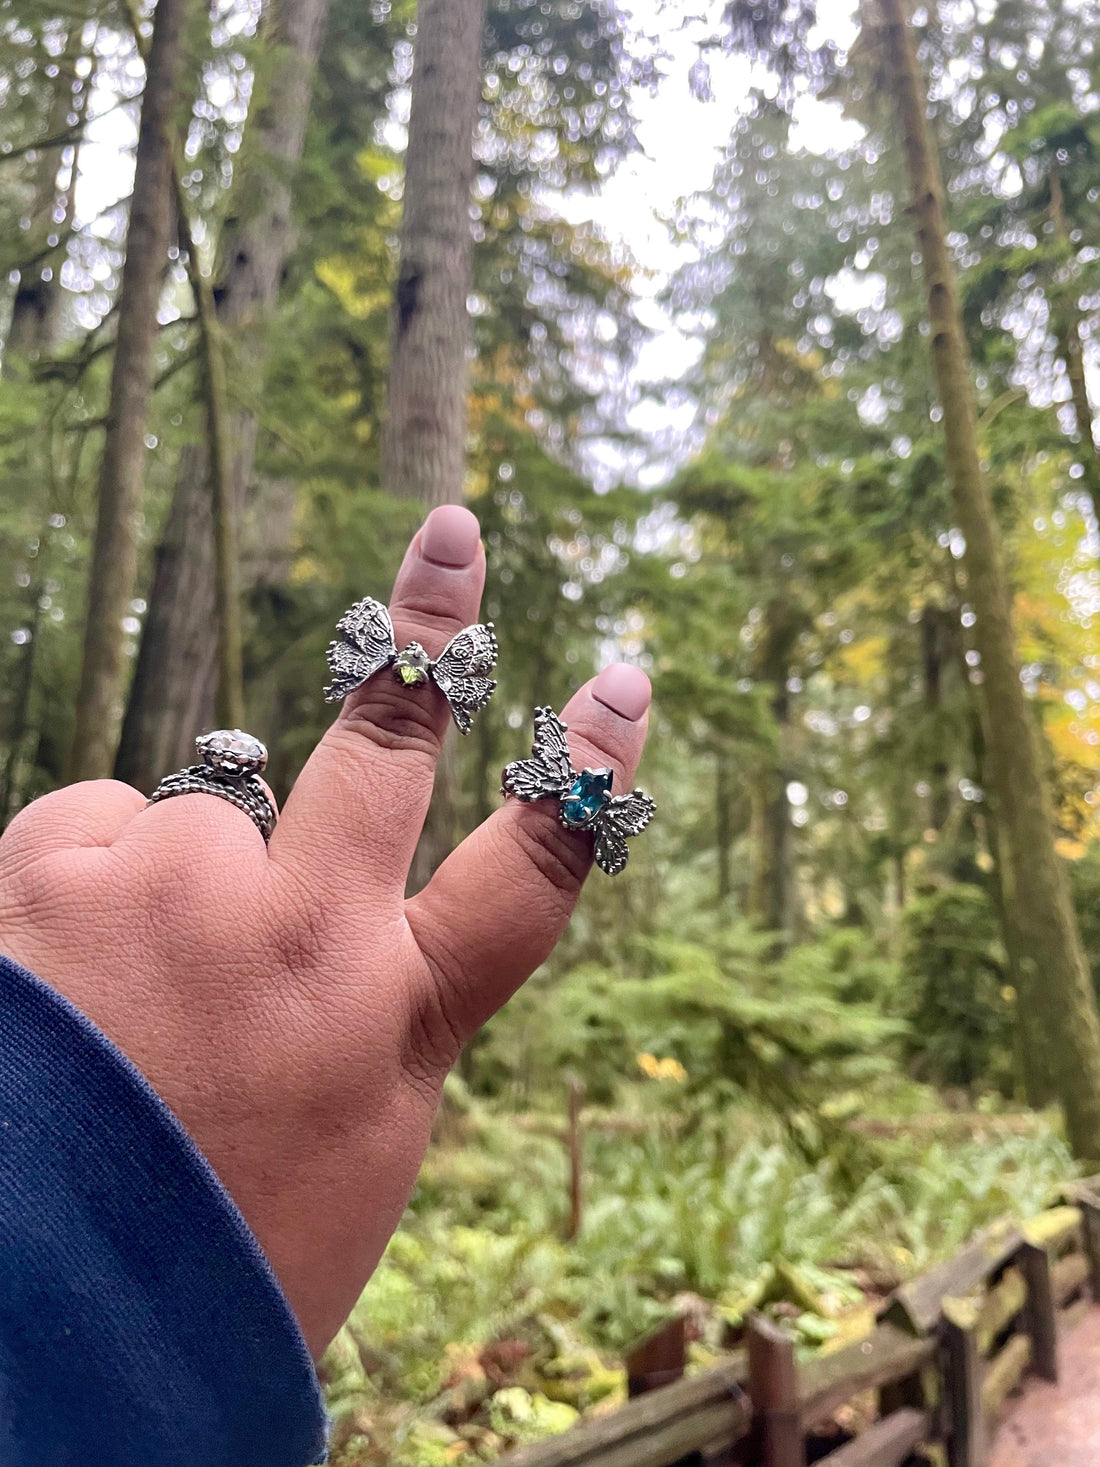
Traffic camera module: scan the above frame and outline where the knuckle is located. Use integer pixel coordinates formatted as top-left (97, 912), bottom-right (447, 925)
top-left (338, 686), bottom-right (445, 760)
top-left (568, 737), bottom-right (630, 794)
top-left (501, 808), bottom-right (589, 908)
top-left (392, 595), bottom-right (471, 650)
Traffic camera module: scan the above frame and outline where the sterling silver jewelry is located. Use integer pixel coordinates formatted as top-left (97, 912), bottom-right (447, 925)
top-left (323, 595), bottom-right (497, 735)
top-left (147, 729), bottom-right (276, 842)
top-left (501, 706), bottom-right (656, 876)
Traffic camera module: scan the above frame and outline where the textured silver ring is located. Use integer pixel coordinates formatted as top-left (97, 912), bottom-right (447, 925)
top-left (323, 595), bottom-right (498, 735)
top-left (147, 729), bottom-right (276, 842)
top-left (501, 706), bottom-right (656, 876)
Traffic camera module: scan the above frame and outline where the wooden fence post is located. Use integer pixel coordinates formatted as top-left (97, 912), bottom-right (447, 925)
top-left (746, 1314), bottom-right (805, 1467)
top-left (941, 1315), bottom-right (985, 1467)
top-left (626, 1313), bottom-right (687, 1398)
top-left (1018, 1242), bottom-right (1058, 1383)
top-left (1080, 1199), bottom-right (1100, 1301)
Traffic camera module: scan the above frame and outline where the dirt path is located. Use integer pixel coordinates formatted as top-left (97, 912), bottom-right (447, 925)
top-left (989, 1307), bottom-right (1100, 1466)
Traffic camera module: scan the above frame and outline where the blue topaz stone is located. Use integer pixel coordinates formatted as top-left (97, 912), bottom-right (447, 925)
top-left (560, 768), bottom-right (613, 828)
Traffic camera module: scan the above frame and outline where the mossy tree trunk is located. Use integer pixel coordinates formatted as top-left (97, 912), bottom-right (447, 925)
top-left (384, 0), bottom-right (488, 892)
top-left (68, 0), bottom-right (191, 780)
top-left (881, 0), bottom-right (1100, 1157)
top-left (115, 0), bottom-right (330, 788)
top-left (747, 602), bottom-right (796, 935)
top-left (920, 603), bottom-right (953, 832)
top-left (7, 29), bottom-right (89, 357)
top-left (716, 755), bottom-right (734, 903)
top-left (1049, 166), bottom-right (1100, 505)
top-left (381, 0), bottom-right (487, 508)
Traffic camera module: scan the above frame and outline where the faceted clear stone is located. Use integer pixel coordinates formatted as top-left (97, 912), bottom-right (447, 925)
top-left (199, 728), bottom-right (267, 777)
top-left (560, 767), bottom-right (613, 828)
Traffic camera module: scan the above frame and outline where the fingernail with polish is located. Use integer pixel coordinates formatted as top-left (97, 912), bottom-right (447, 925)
top-left (592, 663), bottom-right (651, 722)
top-left (420, 504), bottom-right (481, 568)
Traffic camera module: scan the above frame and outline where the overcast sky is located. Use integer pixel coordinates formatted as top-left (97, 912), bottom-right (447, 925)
top-left (559, 0), bottom-right (862, 483)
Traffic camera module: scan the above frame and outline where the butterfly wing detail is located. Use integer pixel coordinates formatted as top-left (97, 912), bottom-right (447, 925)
top-left (501, 706), bottom-right (575, 802)
top-left (429, 622), bottom-right (498, 735)
top-left (323, 596), bottom-right (397, 702)
top-left (592, 790), bottom-right (657, 876)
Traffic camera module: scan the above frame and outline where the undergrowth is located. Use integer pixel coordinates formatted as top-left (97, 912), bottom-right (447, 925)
top-left (320, 1087), bottom-right (1073, 1466)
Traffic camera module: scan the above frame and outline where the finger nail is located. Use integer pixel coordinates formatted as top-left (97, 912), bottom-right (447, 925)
top-left (420, 504), bottom-right (481, 568)
top-left (592, 663), bottom-right (651, 722)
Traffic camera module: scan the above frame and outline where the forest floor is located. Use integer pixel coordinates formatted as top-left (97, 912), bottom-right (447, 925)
top-left (989, 1307), bottom-right (1100, 1466)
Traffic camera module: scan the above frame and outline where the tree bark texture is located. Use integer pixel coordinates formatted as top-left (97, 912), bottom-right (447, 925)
top-left (881, 0), bottom-right (1100, 1158)
top-left (748, 772), bottom-right (790, 932)
top-left (1049, 168), bottom-right (1100, 502)
top-left (115, 0), bottom-right (331, 790)
top-left (68, 0), bottom-right (191, 781)
top-left (7, 32), bottom-right (88, 355)
top-left (920, 603), bottom-right (952, 832)
top-left (385, 0), bottom-right (487, 893)
top-left (174, 168), bottom-right (245, 730)
top-left (747, 603), bottom-right (796, 934)
top-left (716, 755), bottom-right (733, 902)
top-left (381, 0), bottom-right (488, 507)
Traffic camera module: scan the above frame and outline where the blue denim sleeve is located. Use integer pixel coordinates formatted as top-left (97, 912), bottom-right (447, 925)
top-left (0, 951), bottom-right (328, 1467)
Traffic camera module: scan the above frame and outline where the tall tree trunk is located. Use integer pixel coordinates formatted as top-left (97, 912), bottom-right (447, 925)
top-left (748, 767), bottom-right (790, 931)
top-left (747, 604), bottom-right (795, 934)
top-left (965, 670), bottom-right (1050, 1105)
top-left (881, 0), bottom-right (1100, 1158)
top-left (385, 0), bottom-right (488, 892)
top-left (1049, 167), bottom-right (1100, 504)
top-left (0, 598), bottom-right (44, 829)
top-left (115, 0), bottom-right (331, 789)
top-left (7, 34), bottom-right (90, 356)
top-left (381, 0), bottom-right (487, 506)
top-left (68, 0), bottom-right (191, 781)
top-left (175, 172), bottom-right (245, 729)
top-left (716, 754), bottom-right (733, 902)
top-left (919, 603), bottom-right (952, 832)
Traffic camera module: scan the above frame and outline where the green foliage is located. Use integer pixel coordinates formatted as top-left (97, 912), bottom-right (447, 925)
top-left (900, 884), bottom-right (1016, 1092)
top-left (4, 1), bottom-right (1100, 1459)
top-left (323, 1096), bottom-right (1073, 1462)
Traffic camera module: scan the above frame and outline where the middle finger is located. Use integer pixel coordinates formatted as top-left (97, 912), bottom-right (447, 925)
top-left (269, 505), bottom-right (487, 897)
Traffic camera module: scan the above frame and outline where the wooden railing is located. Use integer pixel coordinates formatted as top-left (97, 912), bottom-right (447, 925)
top-left (499, 1177), bottom-right (1100, 1467)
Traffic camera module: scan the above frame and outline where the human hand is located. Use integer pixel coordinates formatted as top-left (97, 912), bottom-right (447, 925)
top-left (0, 506), bottom-right (651, 1355)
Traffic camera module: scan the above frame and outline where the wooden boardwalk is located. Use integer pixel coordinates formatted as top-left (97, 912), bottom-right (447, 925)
top-left (990, 1306), bottom-right (1100, 1467)
top-left (500, 1188), bottom-right (1100, 1467)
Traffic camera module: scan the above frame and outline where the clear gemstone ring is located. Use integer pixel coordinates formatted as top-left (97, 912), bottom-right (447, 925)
top-left (147, 729), bottom-right (277, 842)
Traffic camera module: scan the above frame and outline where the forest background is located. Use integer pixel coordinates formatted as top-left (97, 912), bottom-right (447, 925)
top-left (5, 0), bottom-right (1100, 1461)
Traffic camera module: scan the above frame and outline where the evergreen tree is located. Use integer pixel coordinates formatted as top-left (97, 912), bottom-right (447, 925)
top-left (115, 0), bottom-right (335, 789)
top-left (875, 0), bottom-right (1100, 1153)
top-left (68, 0), bottom-right (193, 780)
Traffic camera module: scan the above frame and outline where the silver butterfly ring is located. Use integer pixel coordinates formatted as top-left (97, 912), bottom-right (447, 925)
top-left (501, 706), bottom-right (655, 876)
top-left (324, 595), bottom-right (498, 735)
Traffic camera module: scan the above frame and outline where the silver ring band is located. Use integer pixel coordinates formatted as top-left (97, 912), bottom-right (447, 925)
top-left (147, 729), bottom-right (276, 843)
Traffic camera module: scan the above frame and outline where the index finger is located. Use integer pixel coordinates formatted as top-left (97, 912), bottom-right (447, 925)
top-left (404, 664), bottom-right (652, 1046)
